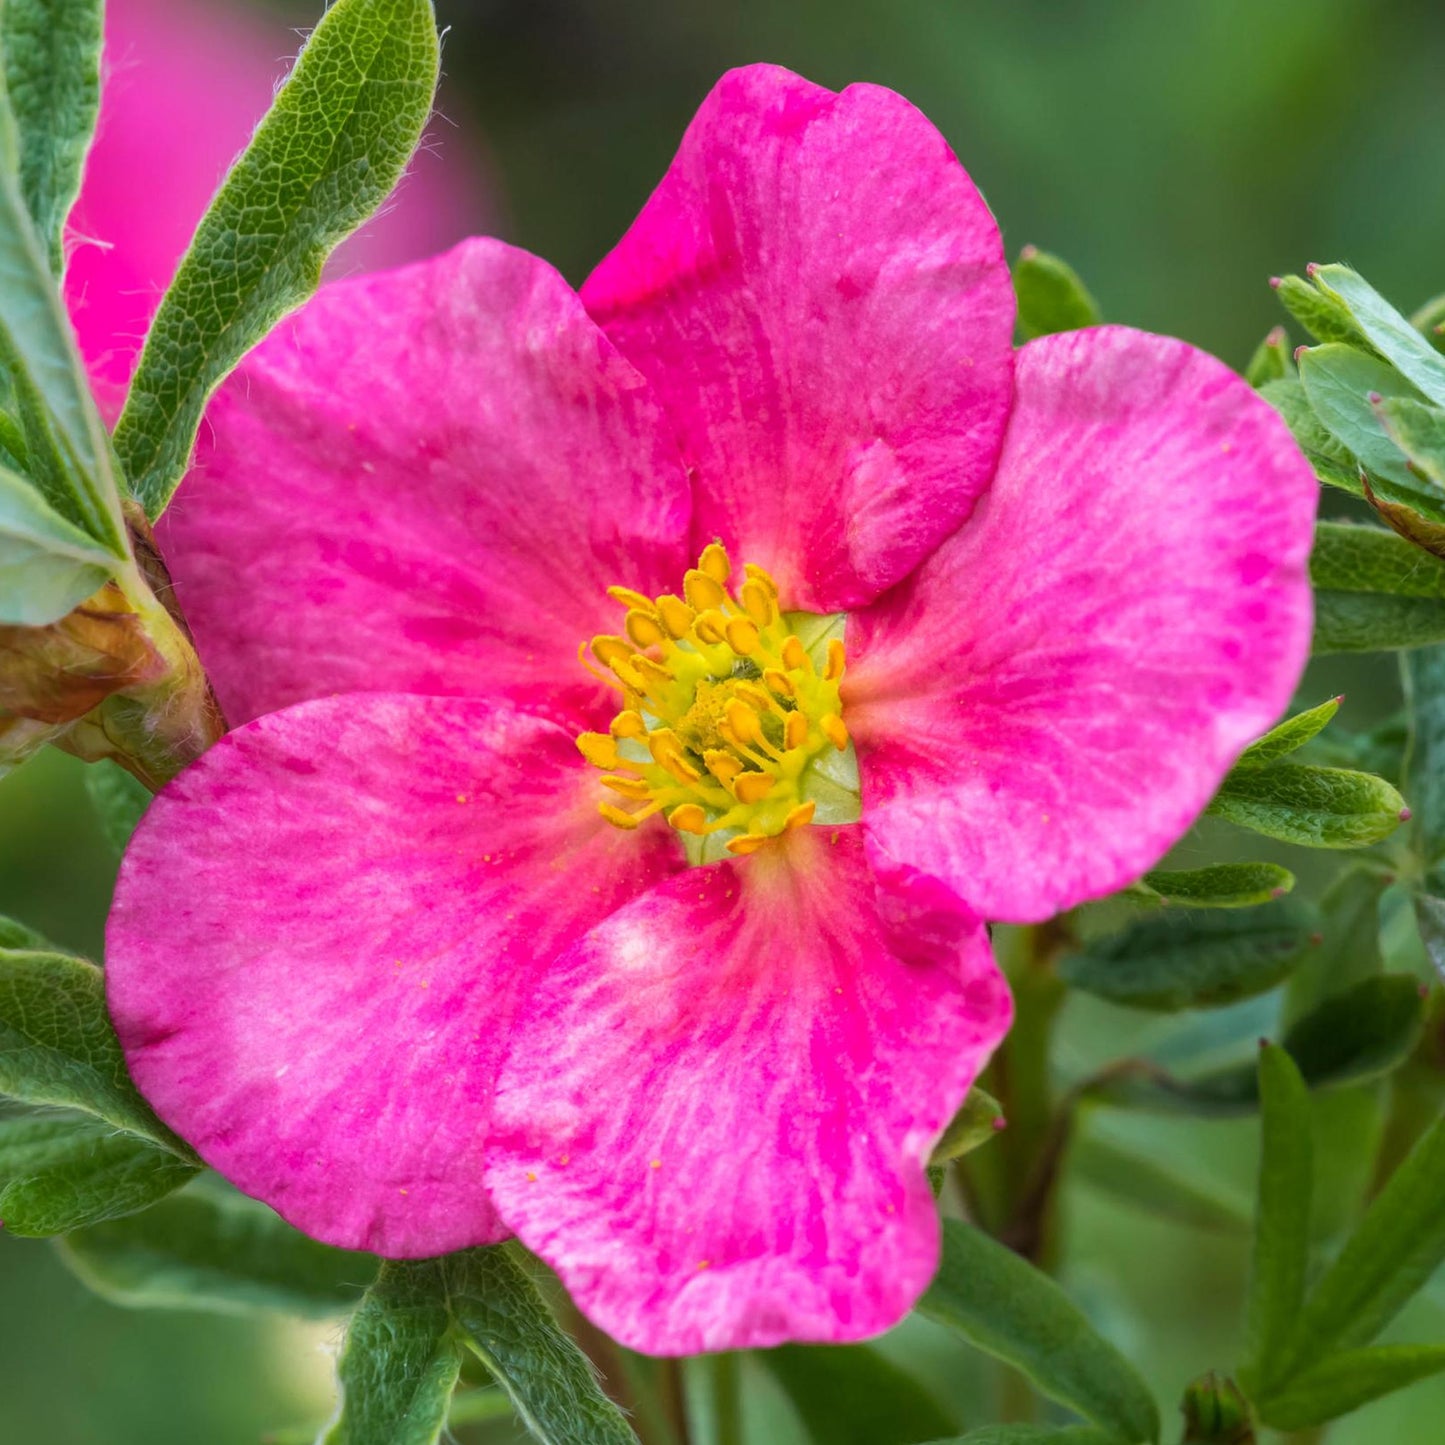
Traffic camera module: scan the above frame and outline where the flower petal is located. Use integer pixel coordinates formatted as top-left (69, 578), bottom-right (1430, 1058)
top-left (581, 64), bottom-right (1014, 614)
top-left (67, 0), bottom-right (487, 416)
top-left (845, 326), bottom-right (1317, 923)
top-left (105, 693), bottom-right (685, 1256)
top-left (483, 826), bottom-right (1010, 1354)
top-left (157, 238), bottom-right (692, 727)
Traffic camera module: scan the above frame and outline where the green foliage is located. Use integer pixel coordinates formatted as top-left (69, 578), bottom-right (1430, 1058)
top-left (1253, 1346), bottom-right (1445, 1431)
top-left (927, 1430), bottom-right (1115, 1445)
top-left (113, 0), bottom-right (441, 518)
top-left (1273, 272), bottom-right (1369, 348)
top-left (1059, 899), bottom-right (1316, 1012)
top-left (0, 0), bottom-right (103, 277)
top-left (1244, 326), bottom-right (1290, 388)
top-left (1311, 521), bottom-right (1445, 652)
top-left (324, 1247), bottom-right (639, 1445)
top-left (919, 1220), bottom-right (1160, 1443)
top-left (83, 759), bottom-right (151, 853)
top-left (1208, 760), bottom-right (1407, 848)
top-left (1013, 246), bottom-right (1101, 340)
top-left (1135, 862), bottom-right (1294, 908)
top-left (0, 461), bottom-right (114, 623)
top-left (759, 1343), bottom-right (955, 1445)
top-left (1234, 696), bottom-right (1340, 768)
top-left (930, 1085), bottom-right (1006, 1163)
top-left (59, 1173), bottom-right (377, 1316)
top-left (1069, 1130), bottom-right (1250, 1234)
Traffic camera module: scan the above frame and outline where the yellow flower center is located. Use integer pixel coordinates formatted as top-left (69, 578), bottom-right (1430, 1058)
top-left (577, 543), bottom-right (859, 860)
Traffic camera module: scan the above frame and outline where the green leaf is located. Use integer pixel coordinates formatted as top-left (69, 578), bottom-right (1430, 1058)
top-left (1243, 1044), bottom-right (1313, 1392)
top-left (1377, 397), bottom-right (1445, 489)
top-left (0, 0), bottom-right (103, 276)
top-left (1408, 645), bottom-right (1445, 886)
top-left (1255, 1345), bottom-right (1445, 1431)
top-left (1275, 1107), bottom-right (1445, 1375)
top-left (918, 1219), bottom-right (1159, 1444)
top-left (1245, 326), bottom-right (1291, 388)
top-left (1235, 697), bottom-right (1341, 768)
top-left (1137, 862), bottom-right (1294, 909)
top-left (1281, 867), bottom-right (1387, 1028)
top-left (0, 105), bottom-right (123, 550)
top-left (1259, 377), bottom-right (1361, 494)
top-left (0, 1115), bottom-right (195, 1235)
top-left (1013, 246), bottom-right (1101, 340)
top-left (114, 0), bottom-right (441, 518)
top-left (324, 1247), bottom-right (639, 1445)
top-left (1059, 899), bottom-right (1316, 1012)
top-left (759, 1344), bottom-right (955, 1445)
top-left (0, 915), bottom-right (50, 949)
top-left (1069, 1131), bottom-right (1250, 1234)
top-left (1311, 265), bottom-right (1445, 409)
top-left (1093, 974), bottom-right (1425, 1117)
top-left (930, 1085), bottom-right (1006, 1164)
top-left (1412, 292), bottom-right (1445, 354)
top-left (60, 1172), bottom-right (377, 1316)
top-left (447, 1245), bottom-right (638, 1445)
top-left (83, 759), bottom-right (151, 853)
top-left (0, 461), bottom-right (114, 623)
top-left (1298, 345), bottom-right (1445, 516)
top-left (925, 1430), bottom-right (1115, 1445)
top-left (1273, 272), bottom-right (1370, 348)
top-left (322, 1257), bottom-right (462, 1445)
top-left (1208, 762), bottom-right (1406, 848)
top-left (1312, 521), bottom-right (1445, 652)
top-left (0, 947), bottom-right (188, 1151)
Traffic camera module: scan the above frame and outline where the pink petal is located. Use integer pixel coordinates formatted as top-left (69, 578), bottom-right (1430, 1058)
top-left (105, 694), bottom-right (685, 1256)
top-left (581, 64), bottom-right (1014, 614)
top-left (483, 826), bottom-right (1010, 1355)
top-left (157, 238), bottom-right (693, 727)
top-left (67, 0), bottom-right (489, 416)
top-left (846, 327), bottom-right (1317, 923)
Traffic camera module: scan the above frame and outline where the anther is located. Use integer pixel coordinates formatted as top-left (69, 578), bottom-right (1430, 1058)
top-left (599, 802), bottom-right (644, 830)
top-left (762, 668), bottom-right (796, 699)
top-left (744, 563), bottom-right (778, 599)
top-left (733, 770), bottom-right (776, 804)
top-left (610, 710), bottom-right (647, 740)
top-left (698, 543), bottom-right (732, 584)
top-left (724, 698), bottom-right (764, 746)
top-left (704, 749), bottom-right (744, 788)
top-left (625, 610), bottom-right (667, 649)
top-left (725, 616), bottom-right (760, 655)
top-left (784, 712), bottom-right (810, 751)
top-left (684, 569), bottom-right (728, 612)
top-left (577, 732), bottom-right (621, 769)
top-left (740, 580), bottom-right (775, 627)
top-left (823, 638), bottom-right (846, 681)
top-left (821, 713), bottom-right (849, 751)
top-left (780, 636), bottom-right (811, 673)
top-left (649, 729), bottom-right (703, 783)
top-left (589, 635), bottom-right (635, 670)
top-left (608, 586), bottom-right (657, 613)
top-left (631, 655), bottom-right (676, 691)
top-left (656, 595), bottom-right (696, 638)
top-left (783, 801), bottom-right (816, 831)
top-left (726, 832), bottom-right (770, 856)
top-left (601, 774), bottom-right (651, 799)
top-left (668, 804), bottom-right (709, 834)
top-left (693, 609), bottom-right (729, 646)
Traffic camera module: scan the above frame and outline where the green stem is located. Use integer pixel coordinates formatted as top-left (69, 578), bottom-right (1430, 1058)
top-left (685, 1355), bottom-right (743, 1445)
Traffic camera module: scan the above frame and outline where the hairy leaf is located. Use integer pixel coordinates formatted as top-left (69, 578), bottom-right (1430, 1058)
top-left (1274, 273), bottom-right (1370, 348)
top-left (919, 1219), bottom-right (1159, 1443)
top-left (1209, 762), bottom-right (1406, 848)
top-left (0, 461), bottom-right (113, 623)
top-left (1259, 377), bottom-right (1361, 494)
top-left (1312, 265), bottom-right (1445, 408)
top-left (1312, 521), bottom-right (1445, 652)
top-left (1013, 246), bottom-right (1101, 340)
top-left (61, 1173), bottom-right (377, 1316)
top-left (83, 758), bottom-right (151, 853)
top-left (931, 1085), bottom-right (1006, 1164)
top-left (1136, 863), bottom-right (1294, 909)
top-left (1245, 326), bottom-right (1291, 389)
top-left (1235, 697), bottom-right (1341, 768)
top-left (114, 0), bottom-right (441, 517)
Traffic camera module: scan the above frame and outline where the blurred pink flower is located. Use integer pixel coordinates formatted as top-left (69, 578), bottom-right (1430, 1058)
top-left (65, 0), bottom-right (488, 415)
top-left (106, 66), bottom-right (1316, 1354)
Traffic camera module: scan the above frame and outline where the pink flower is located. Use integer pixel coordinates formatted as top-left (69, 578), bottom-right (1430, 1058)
top-left (66, 0), bottom-right (487, 415)
top-left (105, 66), bottom-right (1316, 1354)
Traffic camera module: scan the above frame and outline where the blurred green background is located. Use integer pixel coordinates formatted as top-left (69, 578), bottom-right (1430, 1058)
top-left (4, 0), bottom-right (1445, 1440)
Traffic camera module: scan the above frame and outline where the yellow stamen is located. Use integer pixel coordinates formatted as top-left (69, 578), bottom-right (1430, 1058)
top-left (590, 635), bottom-right (635, 670)
top-left (611, 710), bottom-right (647, 740)
top-left (668, 804), bottom-right (708, 834)
top-left (608, 586), bottom-right (657, 612)
top-left (724, 617), bottom-right (760, 656)
top-left (599, 802), bottom-right (644, 829)
top-left (823, 638), bottom-right (846, 681)
top-left (780, 636), bottom-right (811, 672)
top-left (763, 668), bottom-right (795, 699)
top-left (784, 712), bottom-right (810, 751)
top-left (740, 579), bottom-right (775, 627)
top-left (724, 698), bottom-right (764, 747)
top-left (692, 608), bottom-right (729, 646)
top-left (656, 595), bottom-right (696, 638)
top-left (625, 609), bottom-right (667, 649)
top-left (601, 774), bottom-right (651, 799)
top-left (698, 542), bottom-right (732, 584)
top-left (821, 713), bottom-right (849, 751)
top-left (783, 800), bottom-right (817, 831)
top-left (684, 569), bottom-right (728, 612)
top-left (733, 771), bottom-right (775, 804)
top-left (577, 732), bottom-right (621, 769)
top-left (726, 832), bottom-right (770, 856)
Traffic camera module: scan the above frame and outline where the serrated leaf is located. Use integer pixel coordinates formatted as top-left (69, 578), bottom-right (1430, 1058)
top-left (759, 1344), bottom-right (955, 1445)
top-left (1093, 974), bottom-right (1425, 1117)
top-left (0, 948), bottom-right (187, 1151)
top-left (1298, 345), bottom-right (1444, 517)
top-left (0, 461), bottom-right (114, 623)
top-left (918, 1219), bottom-right (1159, 1443)
top-left (1013, 246), bottom-right (1101, 341)
top-left (83, 758), bottom-right (151, 853)
top-left (60, 1172), bottom-right (377, 1316)
top-left (1236, 697), bottom-right (1342, 768)
top-left (114, 0), bottom-right (441, 518)
top-left (1245, 326), bottom-right (1291, 388)
top-left (1, 0), bottom-right (103, 277)
top-left (1243, 1045), bottom-right (1313, 1392)
top-left (1312, 265), bottom-right (1445, 409)
top-left (322, 1257), bottom-right (461, 1445)
top-left (1255, 1344), bottom-right (1445, 1431)
top-left (1274, 1107), bottom-right (1445, 1377)
top-left (1208, 762), bottom-right (1406, 848)
top-left (930, 1085), bottom-right (1005, 1164)
top-left (1136, 863), bottom-right (1294, 909)
top-left (324, 1247), bottom-right (639, 1445)
top-left (1274, 273), bottom-right (1370, 348)
top-left (0, 1121), bottom-right (195, 1235)
top-left (1059, 899), bottom-right (1315, 1012)
top-left (1259, 377), bottom-right (1361, 494)
top-left (1311, 521), bottom-right (1445, 652)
